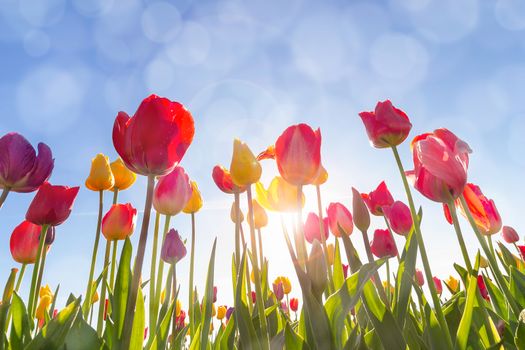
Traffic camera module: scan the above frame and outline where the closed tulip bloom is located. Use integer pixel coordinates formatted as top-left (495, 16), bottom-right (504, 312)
top-left (303, 212), bottom-right (329, 244)
top-left (226, 307), bottom-right (234, 321)
top-left (370, 229), bottom-right (397, 258)
top-left (183, 181), bottom-right (203, 214)
top-left (479, 256), bottom-right (489, 269)
top-left (517, 245), bottom-right (525, 259)
top-left (85, 154), bottom-right (115, 191)
top-left (213, 286), bottom-right (218, 303)
top-left (230, 202), bottom-right (244, 223)
top-left (274, 276), bottom-right (292, 294)
top-left (113, 94), bottom-right (194, 176)
top-left (36, 294), bottom-right (52, 322)
top-left (342, 264), bottom-right (349, 279)
top-left (229, 139), bottom-right (262, 187)
top-left (352, 187), bottom-right (370, 232)
top-left (212, 165), bottom-right (246, 194)
top-left (445, 276), bottom-right (460, 293)
top-left (358, 100), bottom-right (412, 148)
top-left (0, 132), bottom-right (54, 193)
top-left (248, 199), bottom-right (268, 229)
top-left (102, 203), bottom-right (137, 241)
top-left (306, 240), bottom-right (328, 297)
top-left (153, 166), bottom-right (193, 216)
top-left (26, 182), bottom-right (79, 226)
top-left (273, 282), bottom-right (284, 301)
top-left (433, 277), bottom-right (443, 295)
top-left (383, 201), bottom-right (413, 236)
top-left (110, 158), bottom-right (136, 191)
top-left (289, 297), bottom-right (299, 312)
top-left (502, 226), bottom-right (519, 244)
top-left (415, 269), bottom-right (424, 286)
top-left (361, 182), bottom-right (394, 216)
top-left (161, 229), bottom-right (187, 264)
top-left (10, 221), bottom-right (42, 264)
top-left (274, 124), bottom-right (322, 185)
top-left (408, 128), bottom-right (471, 203)
top-left (327, 202), bottom-right (354, 237)
top-left (458, 183), bottom-right (502, 235)
top-left (256, 177), bottom-right (304, 212)
top-left (312, 165), bottom-right (328, 186)
top-left (477, 275), bottom-right (489, 301)
top-left (217, 305), bottom-right (227, 320)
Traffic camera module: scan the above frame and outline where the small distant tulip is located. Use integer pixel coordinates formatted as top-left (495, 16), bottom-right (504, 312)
top-left (226, 307), bottom-right (234, 320)
top-left (110, 158), bottom-right (136, 191)
top-left (327, 202), bottom-right (354, 237)
top-left (281, 301), bottom-right (289, 313)
top-left (312, 165), bottom-right (328, 186)
top-left (250, 291), bottom-right (256, 304)
top-left (213, 286), bottom-right (217, 303)
top-left (212, 165), bottom-right (245, 194)
top-left (303, 212), bottom-right (329, 244)
top-left (352, 187), bottom-right (370, 232)
top-left (26, 182), bottom-right (79, 226)
top-left (289, 298), bottom-right (299, 312)
top-left (183, 181), bottom-right (203, 214)
top-left (408, 129), bottom-right (471, 203)
top-left (274, 276), bottom-right (291, 295)
top-left (0, 132), bottom-right (54, 193)
top-left (229, 139), bottom-right (261, 187)
top-left (362, 182), bottom-right (394, 216)
top-left (112, 94), bottom-right (195, 176)
top-left (176, 300), bottom-right (182, 317)
top-left (273, 282), bottom-right (284, 301)
top-left (502, 226), bottom-right (519, 244)
top-left (415, 269), bottom-right (424, 286)
top-left (176, 310), bottom-right (186, 330)
top-left (36, 294), bottom-right (52, 322)
top-left (161, 229), bottom-right (187, 264)
top-left (517, 245), bottom-right (525, 259)
top-left (358, 100), bottom-right (412, 148)
top-left (102, 203), bottom-right (137, 241)
top-left (370, 229), bottom-right (398, 259)
top-left (217, 305), bottom-right (227, 320)
top-left (230, 203), bottom-right (244, 223)
top-left (433, 277), bottom-right (443, 295)
top-left (257, 145), bottom-right (275, 161)
top-left (248, 199), bottom-right (268, 229)
top-left (342, 264), bottom-right (349, 279)
top-left (477, 275), bottom-right (489, 301)
top-left (274, 124), bottom-right (322, 185)
top-left (256, 176), bottom-right (304, 212)
top-left (153, 166), bottom-right (193, 216)
top-left (479, 256), bottom-right (489, 269)
top-left (445, 276), bottom-right (460, 294)
top-left (383, 281), bottom-right (394, 295)
top-left (85, 153), bottom-right (115, 191)
top-left (10, 221), bottom-right (41, 264)
top-left (383, 201), bottom-right (413, 236)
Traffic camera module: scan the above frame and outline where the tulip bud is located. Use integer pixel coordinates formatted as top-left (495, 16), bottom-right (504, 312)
top-left (250, 291), bottom-right (256, 304)
top-left (415, 269), bottom-right (424, 286)
top-left (289, 297), bottom-right (299, 312)
top-left (9, 221), bottom-right (41, 264)
top-left (102, 203), bottom-right (137, 241)
top-left (226, 307), bottom-right (234, 321)
top-left (153, 166), bottom-right (193, 216)
top-left (326, 243), bottom-right (335, 266)
top-left (518, 245), bottom-right (525, 259)
top-left (161, 229), bottom-right (187, 264)
top-left (445, 275), bottom-right (460, 294)
top-left (217, 305), bottom-right (227, 320)
top-left (26, 182), bottom-right (79, 226)
top-left (43, 226), bottom-right (55, 245)
top-left (273, 282), bottom-right (284, 301)
top-left (477, 275), bottom-right (489, 301)
top-left (352, 187), bottom-right (370, 232)
top-left (2, 268), bottom-right (18, 303)
top-left (230, 202), bottom-right (244, 224)
top-left (85, 153), bottom-right (115, 191)
top-left (248, 199), bottom-right (268, 229)
top-left (327, 202), bottom-right (353, 237)
top-left (502, 226), bottom-right (519, 244)
top-left (433, 277), bottom-right (443, 295)
top-left (383, 201), bottom-right (413, 236)
top-left (213, 286), bottom-right (217, 304)
top-left (361, 181), bottom-right (394, 216)
top-left (370, 229), bottom-right (397, 259)
top-left (304, 212), bottom-right (329, 244)
top-left (183, 181), bottom-right (203, 214)
top-left (229, 139), bottom-right (262, 187)
top-left (110, 158), bottom-right (136, 191)
top-left (342, 264), bottom-right (349, 279)
top-left (306, 240), bottom-right (328, 298)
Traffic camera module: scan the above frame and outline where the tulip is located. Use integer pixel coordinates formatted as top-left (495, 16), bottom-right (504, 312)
top-left (312, 165), bottom-right (328, 186)
top-left (153, 166), bottom-right (193, 216)
top-left (0, 132), bottom-right (54, 194)
top-left (101, 203), bottom-right (137, 241)
top-left (445, 276), bottom-right (460, 294)
top-left (273, 276), bottom-right (292, 295)
top-left (306, 240), bottom-right (328, 298)
top-left (383, 281), bottom-right (395, 295)
top-left (458, 184), bottom-right (502, 236)
top-left (383, 201), bottom-right (413, 236)
top-left (433, 277), bottom-right (443, 295)
top-left (248, 199), bottom-right (268, 229)
top-left (257, 145), bottom-right (275, 161)
top-left (304, 212), bottom-right (329, 244)
top-left (44, 226), bottom-right (55, 245)
top-left (212, 165), bottom-right (246, 194)
top-left (289, 297), bottom-right (299, 312)
top-left (110, 158), bottom-right (136, 191)
top-left (217, 305), bottom-right (227, 320)
top-left (26, 182), bottom-right (79, 226)
top-left (342, 264), bottom-right (349, 279)
top-left (358, 100), bottom-right (412, 148)
top-left (352, 187), bottom-right (370, 232)
top-left (183, 181), bottom-right (203, 214)
top-left (256, 176), bottom-right (304, 212)
top-left (274, 124), bottom-right (322, 185)
top-left (230, 202), bottom-right (244, 223)
top-left (361, 181), bottom-right (394, 216)
top-left (161, 229), bottom-right (187, 265)
top-left (85, 153), bottom-right (115, 191)
top-left (370, 229), bottom-right (398, 258)
top-left (415, 269), bottom-right (424, 286)
top-left (229, 139), bottom-right (261, 187)
top-left (176, 299), bottom-right (182, 317)
top-left (113, 94), bottom-right (194, 176)
top-left (10, 221), bottom-right (42, 264)
top-left (250, 291), bottom-right (256, 304)
top-left (517, 245), bottom-right (525, 260)
top-left (226, 307), bottom-right (234, 321)
top-left (408, 128), bottom-right (471, 203)
top-left (213, 286), bottom-right (218, 304)
top-left (477, 275), bottom-right (489, 301)
top-left (502, 226), bottom-right (519, 244)
top-left (327, 202), bottom-right (354, 237)
top-left (281, 301), bottom-right (289, 314)
top-left (273, 282), bottom-right (284, 301)
top-left (36, 284), bottom-right (53, 322)
top-left (479, 256), bottom-right (489, 269)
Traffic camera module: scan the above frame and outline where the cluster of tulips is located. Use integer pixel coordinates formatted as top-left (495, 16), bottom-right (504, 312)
top-left (1, 95), bottom-right (525, 350)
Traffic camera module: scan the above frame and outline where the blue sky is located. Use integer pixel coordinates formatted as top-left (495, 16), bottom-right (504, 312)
top-left (1, 0), bottom-right (525, 311)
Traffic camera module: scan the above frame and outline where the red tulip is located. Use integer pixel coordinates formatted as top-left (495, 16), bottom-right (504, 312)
top-left (0, 132), bottom-right (54, 193)
top-left (383, 201), bottom-right (413, 236)
top-left (303, 212), bottom-right (329, 244)
top-left (415, 269), bottom-right (424, 286)
top-left (457, 184), bottom-right (502, 235)
top-left (361, 181), bottom-right (394, 216)
top-left (407, 128), bottom-right (471, 203)
top-left (433, 277), bottom-right (443, 295)
top-left (342, 264), bottom-right (349, 279)
top-left (289, 297), bottom-right (299, 312)
top-left (274, 124), bottom-right (321, 186)
top-left (326, 202), bottom-right (353, 237)
top-left (370, 229), bottom-right (397, 258)
top-left (153, 166), bottom-right (193, 216)
top-left (358, 100), bottom-right (412, 148)
top-left (26, 182), bottom-right (79, 226)
top-left (517, 245), bottom-right (525, 260)
top-left (9, 221), bottom-right (42, 264)
top-left (176, 310), bottom-right (186, 330)
top-left (477, 275), bottom-right (489, 301)
top-left (112, 94), bottom-right (195, 176)
top-left (250, 291), bottom-right (256, 304)
top-left (502, 226), bottom-right (519, 244)
top-left (102, 203), bottom-right (137, 241)
top-left (212, 165), bottom-right (245, 194)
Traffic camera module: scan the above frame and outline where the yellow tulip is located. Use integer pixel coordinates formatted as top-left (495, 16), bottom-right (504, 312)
top-left (479, 256), bottom-right (489, 269)
top-left (183, 181), bottom-right (203, 214)
top-left (85, 153), bottom-right (115, 191)
top-left (229, 139), bottom-right (262, 186)
top-left (250, 269), bottom-right (255, 284)
top-left (212, 303), bottom-right (216, 317)
top-left (160, 289), bottom-right (166, 304)
top-left (217, 305), bottom-right (227, 320)
top-left (36, 295), bottom-right (52, 321)
top-left (273, 276), bottom-right (292, 295)
top-left (382, 281), bottom-right (394, 295)
top-left (230, 202), bottom-right (244, 224)
top-left (176, 299), bottom-right (182, 317)
top-left (248, 199), bottom-right (268, 229)
top-left (312, 164), bottom-right (328, 186)
top-left (92, 290), bottom-right (99, 304)
top-left (445, 276), bottom-right (460, 293)
top-left (326, 243), bottom-right (335, 266)
top-left (110, 158), bottom-right (136, 191)
top-left (39, 284), bottom-right (53, 299)
top-left (256, 177), bottom-right (304, 212)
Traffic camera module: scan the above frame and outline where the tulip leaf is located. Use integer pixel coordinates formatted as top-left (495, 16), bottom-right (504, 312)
top-left (393, 226), bottom-right (418, 327)
top-left (498, 242), bottom-right (518, 273)
top-left (284, 322), bottom-right (307, 350)
top-left (510, 266), bottom-right (525, 309)
top-left (455, 275), bottom-right (478, 350)
top-left (62, 313), bottom-right (104, 350)
top-left (412, 284), bottom-right (449, 349)
top-left (129, 287), bottom-right (145, 350)
top-left (332, 239), bottom-right (344, 291)
top-left (219, 313), bottom-right (236, 349)
top-left (482, 273), bottom-right (508, 319)
top-left (112, 237), bottom-right (132, 343)
top-left (199, 238), bottom-right (217, 349)
top-left (9, 292), bottom-right (31, 349)
top-left (516, 320), bottom-right (525, 350)
top-left (146, 298), bottom-right (174, 350)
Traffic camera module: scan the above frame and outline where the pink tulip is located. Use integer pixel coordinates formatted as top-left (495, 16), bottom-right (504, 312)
top-left (502, 226), bottom-right (519, 244)
top-left (383, 201), bottom-right (413, 236)
top-left (370, 229), bottom-right (397, 259)
top-left (273, 282), bottom-right (284, 301)
top-left (342, 264), bottom-right (349, 279)
top-left (433, 277), bottom-right (443, 295)
top-left (303, 212), bottom-right (329, 244)
top-left (407, 128), bottom-right (471, 203)
top-left (326, 202), bottom-right (353, 237)
top-left (352, 187), bottom-right (370, 231)
top-left (161, 229), bottom-right (187, 264)
top-left (153, 166), bottom-right (193, 216)
top-left (415, 269), bottom-right (424, 286)
top-left (361, 181), bottom-right (394, 216)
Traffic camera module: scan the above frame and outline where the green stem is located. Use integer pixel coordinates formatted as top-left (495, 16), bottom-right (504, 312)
top-left (295, 185), bottom-right (307, 270)
top-left (391, 145), bottom-right (453, 349)
top-left (97, 239), bottom-right (111, 335)
top-left (257, 228), bottom-right (264, 270)
top-left (148, 211), bottom-right (161, 337)
top-left (154, 215), bottom-right (172, 327)
top-left (487, 235), bottom-right (495, 259)
top-left (83, 190), bottom-right (104, 318)
top-left (112, 189), bottom-right (119, 205)
top-left (110, 240), bottom-right (118, 290)
top-left (189, 213), bottom-right (196, 338)
top-left (171, 263), bottom-right (178, 345)
top-left (315, 185), bottom-right (335, 294)
top-left (0, 187), bottom-right (10, 210)
top-left (234, 192), bottom-right (241, 274)
top-left (33, 243), bottom-right (49, 314)
top-left (27, 224), bottom-right (49, 319)
top-left (15, 264), bottom-right (26, 292)
top-left (447, 202), bottom-right (473, 274)
top-left (386, 259), bottom-right (391, 308)
top-left (121, 175), bottom-right (156, 350)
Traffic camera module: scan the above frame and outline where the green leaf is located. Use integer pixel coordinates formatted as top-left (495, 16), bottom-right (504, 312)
top-left (332, 239), bottom-right (344, 291)
top-left (456, 275), bottom-right (478, 350)
top-left (510, 266), bottom-right (525, 309)
top-left (284, 322), bottom-right (307, 350)
top-left (482, 273), bottom-right (508, 319)
top-left (62, 314), bottom-right (104, 350)
top-left (199, 238), bottom-right (217, 349)
top-left (112, 238), bottom-right (132, 342)
top-left (219, 314), bottom-right (236, 349)
top-left (9, 292), bottom-right (31, 349)
top-left (516, 320), bottom-right (525, 350)
top-left (129, 287), bottom-right (145, 350)
top-left (147, 299), bottom-right (174, 350)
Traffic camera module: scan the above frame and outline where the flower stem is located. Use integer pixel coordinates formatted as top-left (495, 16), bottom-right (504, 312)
top-left (110, 240), bottom-right (118, 290)
top-left (27, 224), bottom-right (49, 320)
top-left (391, 145), bottom-right (453, 349)
top-left (188, 212), bottom-right (196, 337)
top-left (15, 264), bottom-right (26, 292)
top-left (315, 185), bottom-right (335, 294)
top-left (447, 202), bottom-right (473, 274)
top-left (97, 239), bottom-right (111, 335)
top-left (234, 192), bottom-right (241, 272)
top-left (83, 190), bottom-right (104, 318)
top-left (33, 242), bottom-right (49, 314)
top-left (386, 259), bottom-right (391, 308)
top-left (153, 215), bottom-right (171, 328)
top-left (257, 228), bottom-right (264, 270)
top-left (112, 189), bottom-right (119, 205)
top-left (121, 175), bottom-right (155, 349)
top-left (171, 263), bottom-right (178, 343)
top-left (0, 187), bottom-right (10, 210)
top-left (295, 185), bottom-right (308, 270)
top-left (148, 211), bottom-right (161, 337)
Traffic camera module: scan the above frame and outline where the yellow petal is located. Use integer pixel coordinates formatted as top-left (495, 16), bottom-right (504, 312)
top-left (230, 139), bottom-right (261, 186)
top-left (110, 158), bottom-right (136, 191)
top-left (86, 153), bottom-right (115, 191)
top-left (183, 181), bottom-right (203, 214)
